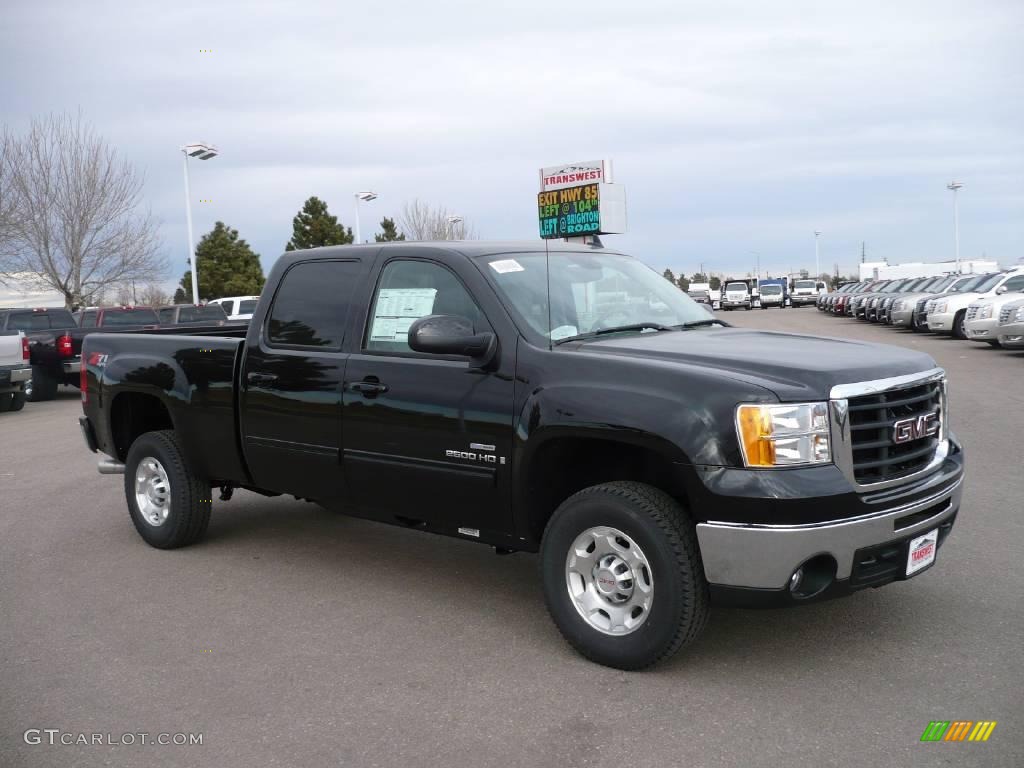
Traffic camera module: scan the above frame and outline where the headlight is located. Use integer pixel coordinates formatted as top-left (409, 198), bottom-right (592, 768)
top-left (736, 403), bottom-right (831, 467)
top-left (935, 301), bottom-right (948, 314)
top-left (979, 305), bottom-right (993, 319)
top-left (893, 300), bottom-right (907, 311)
top-left (1016, 307), bottom-right (1024, 322)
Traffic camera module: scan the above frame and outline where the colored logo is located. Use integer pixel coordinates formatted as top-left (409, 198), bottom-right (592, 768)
top-left (920, 721), bottom-right (997, 742)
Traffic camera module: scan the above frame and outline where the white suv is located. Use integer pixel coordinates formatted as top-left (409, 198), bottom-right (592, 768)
top-left (209, 295), bottom-right (260, 321)
top-left (964, 280), bottom-right (1024, 347)
top-left (925, 270), bottom-right (1024, 338)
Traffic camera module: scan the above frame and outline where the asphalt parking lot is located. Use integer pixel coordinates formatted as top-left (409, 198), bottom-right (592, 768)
top-left (2, 308), bottom-right (1022, 768)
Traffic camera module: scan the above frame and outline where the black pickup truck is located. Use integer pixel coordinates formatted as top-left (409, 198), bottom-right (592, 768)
top-left (78, 241), bottom-right (965, 669)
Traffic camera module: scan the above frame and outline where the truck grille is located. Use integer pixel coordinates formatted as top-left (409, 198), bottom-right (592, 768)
top-left (915, 297), bottom-right (930, 321)
top-left (847, 380), bottom-right (942, 484)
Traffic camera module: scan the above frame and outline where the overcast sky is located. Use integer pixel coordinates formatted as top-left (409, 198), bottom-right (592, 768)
top-left (2, 0), bottom-right (1021, 286)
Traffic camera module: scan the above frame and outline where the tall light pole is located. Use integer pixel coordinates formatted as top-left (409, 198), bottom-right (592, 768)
top-left (181, 143), bottom-right (218, 305)
top-left (947, 181), bottom-right (963, 272)
top-left (446, 215), bottom-right (464, 240)
top-left (353, 191), bottom-right (378, 244)
top-left (814, 230), bottom-right (821, 279)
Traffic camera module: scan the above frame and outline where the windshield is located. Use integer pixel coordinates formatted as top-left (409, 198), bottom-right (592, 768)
top-left (479, 251), bottom-right (717, 343)
top-left (102, 308), bottom-right (158, 326)
top-left (881, 281), bottom-right (907, 293)
top-left (794, 280), bottom-right (815, 289)
top-left (974, 273), bottom-right (1006, 292)
top-left (725, 282), bottom-right (747, 292)
top-left (760, 285), bottom-right (782, 295)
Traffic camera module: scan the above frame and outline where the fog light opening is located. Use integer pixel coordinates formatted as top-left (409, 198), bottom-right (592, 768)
top-left (789, 555), bottom-right (836, 599)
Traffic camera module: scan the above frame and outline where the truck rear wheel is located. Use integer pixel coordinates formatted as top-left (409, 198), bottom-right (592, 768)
top-left (28, 366), bottom-right (57, 401)
top-left (540, 481), bottom-right (709, 670)
top-left (0, 392), bottom-right (26, 412)
top-left (124, 430), bottom-right (211, 549)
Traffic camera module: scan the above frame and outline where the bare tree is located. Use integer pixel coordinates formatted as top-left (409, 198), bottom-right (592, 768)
top-left (0, 112), bottom-right (166, 307)
top-left (398, 199), bottom-right (478, 241)
top-left (138, 283), bottom-right (170, 306)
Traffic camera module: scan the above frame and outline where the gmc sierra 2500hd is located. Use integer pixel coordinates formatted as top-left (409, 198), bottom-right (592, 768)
top-left (78, 241), bottom-right (964, 669)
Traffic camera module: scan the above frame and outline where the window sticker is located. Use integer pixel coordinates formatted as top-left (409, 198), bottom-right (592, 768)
top-left (370, 288), bottom-right (437, 342)
top-left (489, 259), bottom-right (525, 274)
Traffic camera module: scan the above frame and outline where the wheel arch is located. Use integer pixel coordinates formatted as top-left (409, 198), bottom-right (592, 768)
top-left (109, 391), bottom-right (175, 462)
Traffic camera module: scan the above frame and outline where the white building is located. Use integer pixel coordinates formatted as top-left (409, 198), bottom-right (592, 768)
top-left (0, 273), bottom-right (65, 308)
top-left (859, 260), bottom-right (1000, 280)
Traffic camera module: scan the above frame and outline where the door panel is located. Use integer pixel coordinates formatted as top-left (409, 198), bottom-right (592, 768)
top-left (342, 257), bottom-right (515, 536)
top-left (240, 259), bottom-right (364, 502)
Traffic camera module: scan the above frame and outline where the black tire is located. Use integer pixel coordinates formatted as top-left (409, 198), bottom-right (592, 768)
top-left (952, 310), bottom-right (967, 340)
top-left (0, 393), bottom-right (11, 412)
top-left (124, 430), bottom-right (211, 549)
top-left (744, 305), bottom-right (751, 311)
top-left (987, 340), bottom-right (1002, 348)
top-left (540, 481), bottom-right (709, 670)
top-left (7, 392), bottom-right (26, 411)
top-left (28, 366), bottom-right (57, 401)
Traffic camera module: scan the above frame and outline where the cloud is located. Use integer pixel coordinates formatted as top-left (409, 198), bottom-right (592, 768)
top-left (1, 0), bottom-right (1020, 284)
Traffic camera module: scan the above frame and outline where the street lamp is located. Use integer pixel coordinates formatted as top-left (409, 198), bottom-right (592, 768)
top-left (353, 191), bottom-right (378, 244)
top-left (814, 231), bottom-right (821, 280)
top-left (947, 181), bottom-right (963, 272)
top-left (446, 215), bottom-right (464, 240)
top-left (181, 143), bottom-right (219, 305)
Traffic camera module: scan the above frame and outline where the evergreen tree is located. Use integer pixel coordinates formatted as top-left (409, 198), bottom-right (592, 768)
top-left (177, 221), bottom-right (265, 302)
top-left (284, 196), bottom-right (352, 251)
top-left (676, 275), bottom-right (690, 292)
top-left (662, 268), bottom-right (676, 283)
top-left (375, 217), bottom-right (406, 242)
top-left (173, 287), bottom-right (187, 304)
top-left (708, 276), bottom-right (722, 291)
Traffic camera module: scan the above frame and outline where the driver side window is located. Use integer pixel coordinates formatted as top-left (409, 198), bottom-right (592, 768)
top-left (366, 260), bottom-right (489, 354)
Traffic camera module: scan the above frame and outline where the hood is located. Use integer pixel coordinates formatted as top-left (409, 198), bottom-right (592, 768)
top-left (565, 327), bottom-right (936, 401)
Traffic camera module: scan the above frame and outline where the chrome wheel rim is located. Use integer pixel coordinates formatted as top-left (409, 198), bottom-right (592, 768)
top-left (24, 378), bottom-right (32, 398)
top-left (134, 457), bottom-right (171, 527)
top-left (565, 526), bottom-right (653, 636)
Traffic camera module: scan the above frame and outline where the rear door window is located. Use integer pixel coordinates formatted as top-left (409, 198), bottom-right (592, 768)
top-left (158, 308), bottom-right (175, 323)
top-left (220, 300), bottom-right (235, 316)
top-left (266, 260), bottom-right (362, 349)
top-left (237, 299), bottom-right (258, 315)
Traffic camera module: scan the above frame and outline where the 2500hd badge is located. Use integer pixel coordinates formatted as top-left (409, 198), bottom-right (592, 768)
top-left (76, 241), bottom-right (965, 669)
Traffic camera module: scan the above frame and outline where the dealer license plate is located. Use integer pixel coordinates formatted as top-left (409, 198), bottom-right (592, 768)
top-left (906, 529), bottom-right (938, 576)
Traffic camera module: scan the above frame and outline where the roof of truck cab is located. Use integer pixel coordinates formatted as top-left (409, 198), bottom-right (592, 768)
top-left (279, 240), bottom-right (624, 263)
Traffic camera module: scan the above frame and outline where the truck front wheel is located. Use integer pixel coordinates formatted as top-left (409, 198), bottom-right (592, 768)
top-left (124, 430), bottom-right (211, 549)
top-left (540, 481), bottom-right (709, 670)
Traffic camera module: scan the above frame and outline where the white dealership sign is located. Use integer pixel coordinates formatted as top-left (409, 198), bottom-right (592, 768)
top-left (539, 159), bottom-right (611, 191)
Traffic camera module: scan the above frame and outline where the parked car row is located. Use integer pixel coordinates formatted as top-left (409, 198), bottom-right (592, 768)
top-left (816, 268), bottom-right (1024, 349)
top-left (0, 299), bottom-right (253, 405)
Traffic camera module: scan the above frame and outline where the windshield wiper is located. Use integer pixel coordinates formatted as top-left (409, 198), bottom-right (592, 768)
top-left (678, 318), bottom-right (724, 329)
top-left (554, 322), bottom-right (676, 345)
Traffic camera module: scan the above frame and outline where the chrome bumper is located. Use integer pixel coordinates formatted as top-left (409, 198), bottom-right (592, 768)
top-left (62, 357), bottom-right (80, 374)
top-left (697, 474), bottom-right (962, 589)
top-left (9, 366), bottom-right (31, 383)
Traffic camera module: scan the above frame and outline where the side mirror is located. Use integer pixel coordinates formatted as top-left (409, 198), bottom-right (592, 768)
top-left (996, 285), bottom-right (1008, 295)
top-left (408, 314), bottom-right (497, 367)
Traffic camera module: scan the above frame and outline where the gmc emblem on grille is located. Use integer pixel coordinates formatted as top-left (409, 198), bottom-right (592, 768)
top-left (892, 412), bottom-right (939, 444)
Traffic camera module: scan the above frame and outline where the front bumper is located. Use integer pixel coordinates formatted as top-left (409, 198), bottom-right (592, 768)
top-left (722, 300), bottom-right (750, 309)
top-left (890, 308), bottom-right (913, 327)
top-left (694, 436), bottom-right (964, 605)
top-left (791, 296), bottom-right (816, 306)
top-left (998, 321), bottom-right (1024, 347)
top-left (926, 310), bottom-right (955, 333)
top-left (965, 317), bottom-right (999, 342)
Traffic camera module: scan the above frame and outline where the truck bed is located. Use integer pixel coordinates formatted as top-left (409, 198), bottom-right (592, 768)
top-left (83, 328), bottom-right (249, 483)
